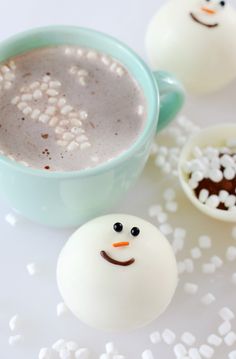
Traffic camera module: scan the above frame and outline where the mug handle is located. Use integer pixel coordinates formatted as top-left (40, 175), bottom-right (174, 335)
top-left (153, 71), bottom-right (185, 132)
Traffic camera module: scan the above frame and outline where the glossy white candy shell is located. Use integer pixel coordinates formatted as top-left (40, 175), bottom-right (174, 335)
top-left (57, 214), bottom-right (178, 331)
top-left (178, 124), bottom-right (236, 222)
top-left (146, 0), bottom-right (236, 94)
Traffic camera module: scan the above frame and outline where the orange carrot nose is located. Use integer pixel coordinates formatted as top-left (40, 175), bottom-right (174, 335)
top-left (112, 241), bottom-right (129, 248)
top-left (201, 6), bottom-right (217, 14)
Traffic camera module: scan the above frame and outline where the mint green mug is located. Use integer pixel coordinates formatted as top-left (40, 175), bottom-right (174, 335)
top-left (0, 26), bottom-right (184, 227)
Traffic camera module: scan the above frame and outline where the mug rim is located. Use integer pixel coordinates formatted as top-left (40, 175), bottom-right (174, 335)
top-left (0, 25), bottom-right (158, 178)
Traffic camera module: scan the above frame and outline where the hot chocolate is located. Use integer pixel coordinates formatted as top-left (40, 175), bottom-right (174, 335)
top-left (0, 46), bottom-right (147, 171)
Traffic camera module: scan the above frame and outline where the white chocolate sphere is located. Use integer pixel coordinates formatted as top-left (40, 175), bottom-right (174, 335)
top-left (146, 0), bottom-right (236, 94)
top-left (57, 214), bottom-right (178, 331)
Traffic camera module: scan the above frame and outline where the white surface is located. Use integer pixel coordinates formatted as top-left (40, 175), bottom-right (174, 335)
top-left (0, 0), bottom-right (236, 358)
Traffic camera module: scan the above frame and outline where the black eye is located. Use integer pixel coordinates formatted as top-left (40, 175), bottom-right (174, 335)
top-left (131, 227), bottom-right (140, 237)
top-left (113, 222), bottom-right (123, 232)
top-left (206, 0), bottom-right (210, 2)
top-left (219, 1), bottom-right (225, 6)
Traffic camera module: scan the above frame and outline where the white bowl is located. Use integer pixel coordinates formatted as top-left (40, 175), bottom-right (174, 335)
top-left (178, 124), bottom-right (236, 222)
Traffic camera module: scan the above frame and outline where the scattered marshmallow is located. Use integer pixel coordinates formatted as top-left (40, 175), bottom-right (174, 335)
top-left (59, 347), bottom-right (72, 359)
top-left (159, 223), bottom-right (173, 235)
top-left (149, 331), bottom-right (161, 344)
top-left (181, 332), bottom-right (196, 346)
top-left (184, 259), bottom-right (194, 273)
top-left (218, 321), bottom-right (231, 336)
top-left (207, 334), bottom-right (222, 347)
top-left (219, 307), bottom-right (235, 321)
top-left (226, 246), bottom-right (236, 261)
top-left (162, 329), bottom-right (176, 345)
top-left (8, 334), bottom-right (23, 346)
top-left (210, 256), bottom-right (223, 268)
top-left (75, 348), bottom-right (90, 359)
top-left (201, 293), bottom-right (216, 306)
top-left (229, 351), bottom-right (236, 359)
top-left (5, 213), bottom-right (17, 226)
top-left (57, 302), bottom-right (68, 317)
top-left (202, 263), bottom-right (216, 274)
top-left (52, 339), bottom-right (66, 352)
top-left (173, 343), bottom-right (187, 358)
top-left (66, 341), bottom-right (79, 352)
top-left (224, 331), bottom-right (236, 346)
top-left (198, 235), bottom-right (212, 249)
top-left (26, 262), bottom-right (39, 276)
top-left (184, 282), bottom-right (198, 295)
top-left (9, 314), bottom-right (20, 331)
top-left (190, 247), bottom-right (202, 259)
top-left (199, 344), bottom-right (214, 358)
top-left (142, 349), bottom-right (154, 359)
top-left (188, 348), bottom-right (201, 359)
top-left (39, 348), bottom-right (54, 359)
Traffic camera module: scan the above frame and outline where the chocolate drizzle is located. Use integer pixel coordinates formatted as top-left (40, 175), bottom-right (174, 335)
top-left (100, 250), bottom-right (135, 267)
top-left (190, 12), bottom-right (218, 28)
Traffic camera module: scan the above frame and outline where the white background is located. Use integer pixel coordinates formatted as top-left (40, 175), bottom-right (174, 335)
top-left (0, 0), bottom-right (236, 358)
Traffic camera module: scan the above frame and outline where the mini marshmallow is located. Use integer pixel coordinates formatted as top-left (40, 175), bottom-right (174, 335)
top-left (8, 334), bottom-right (23, 346)
top-left (79, 111), bottom-right (88, 120)
top-left (5, 213), bottom-right (17, 226)
top-left (226, 247), bottom-right (236, 261)
top-left (150, 331), bottom-right (161, 344)
top-left (198, 236), bottom-right (212, 249)
top-left (173, 228), bottom-right (186, 240)
top-left (172, 237), bottom-right (184, 253)
top-left (205, 195), bottom-right (220, 209)
top-left (105, 342), bottom-right (117, 354)
top-left (80, 142), bottom-right (91, 150)
top-left (184, 283), bottom-right (198, 295)
top-left (31, 109), bottom-right (41, 120)
top-left (224, 167), bottom-right (235, 180)
top-left (57, 302), bottom-right (68, 317)
top-left (165, 201), bottom-right (178, 213)
top-left (39, 348), bottom-right (54, 359)
top-left (33, 89), bottom-right (43, 100)
top-left (137, 105), bottom-right (144, 116)
top-left (59, 348), bottom-right (72, 359)
top-left (190, 247), bottom-right (202, 259)
top-left (52, 339), bottom-right (66, 352)
top-left (157, 212), bottom-right (168, 224)
top-left (202, 263), bottom-right (216, 274)
top-left (199, 345), bottom-right (214, 358)
top-left (162, 329), bottom-right (176, 345)
top-left (199, 189), bottom-right (209, 203)
top-left (9, 314), bottom-right (20, 331)
top-left (181, 332), bottom-right (196, 346)
top-left (177, 261), bottom-right (186, 275)
top-left (207, 334), bottom-right (222, 347)
top-left (148, 205), bottom-right (162, 217)
top-left (61, 105), bottom-right (73, 115)
top-left (219, 190), bottom-right (229, 203)
top-left (173, 343), bottom-right (187, 358)
top-left (224, 332), bottom-right (236, 346)
top-left (67, 141), bottom-right (79, 151)
top-left (159, 223), bottom-right (173, 236)
top-left (26, 262), bottom-right (39, 276)
top-left (188, 348), bottom-right (201, 359)
top-left (66, 341), bottom-right (79, 352)
top-left (75, 348), bottom-right (90, 359)
top-left (219, 307), bottom-right (235, 321)
top-left (163, 188), bottom-right (176, 201)
top-left (218, 321), bottom-right (231, 336)
top-left (184, 259), bottom-right (194, 273)
top-left (225, 195), bottom-right (236, 208)
top-left (210, 256), bottom-right (223, 268)
top-left (201, 293), bottom-right (216, 306)
top-left (142, 349), bottom-right (154, 359)
top-left (209, 169), bottom-right (223, 183)
top-left (39, 114), bottom-right (50, 124)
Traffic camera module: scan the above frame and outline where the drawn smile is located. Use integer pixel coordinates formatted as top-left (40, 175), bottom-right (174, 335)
top-left (100, 250), bottom-right (135, 266)
top-left (190, 12), bottom-right (219, 28)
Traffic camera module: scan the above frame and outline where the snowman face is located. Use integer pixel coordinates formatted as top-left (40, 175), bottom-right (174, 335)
top-left (189, 0), bottom-right (227, 28)
top-left (57, 214), bottom-right (178, 330)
